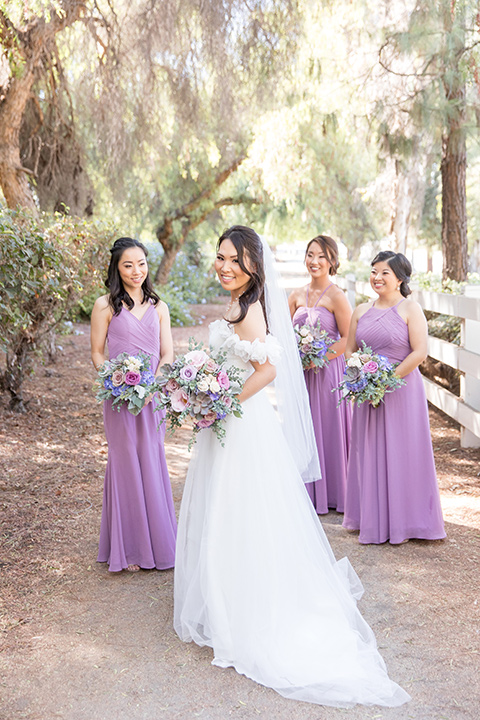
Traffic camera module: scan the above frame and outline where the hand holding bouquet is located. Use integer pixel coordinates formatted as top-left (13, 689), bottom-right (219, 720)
top-left (335, 342), bottom-right (406, 407)
top-left (156, 340), bottom-right (244, 447)
top-left (294, 321), bottom-right (335, 371)
top-left (95, 352), bottom-right (158, 415)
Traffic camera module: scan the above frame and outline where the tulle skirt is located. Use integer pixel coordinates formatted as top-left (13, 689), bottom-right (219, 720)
top-left (174, 389), bottom-right (410, 708)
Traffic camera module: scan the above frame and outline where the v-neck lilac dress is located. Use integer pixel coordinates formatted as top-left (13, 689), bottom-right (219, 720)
top-left (343, 301), bottom-right (445, 545)
top-left (97, 303), bottom-right (177, 571)
top-left (293, 287), bottom-right (351, 513)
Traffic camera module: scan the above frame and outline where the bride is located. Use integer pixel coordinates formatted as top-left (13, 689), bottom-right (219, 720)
top-left (174, 225), bottom-right (410, 708)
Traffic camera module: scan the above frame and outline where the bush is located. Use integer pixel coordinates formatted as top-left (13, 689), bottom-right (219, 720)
top-left (0, 207), bottom-right (115, 410)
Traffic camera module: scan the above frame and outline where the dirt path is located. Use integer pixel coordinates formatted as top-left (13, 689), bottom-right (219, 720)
top-left (1, 301), bottom-right (479, 720)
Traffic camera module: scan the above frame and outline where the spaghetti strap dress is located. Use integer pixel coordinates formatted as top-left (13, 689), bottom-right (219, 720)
top-left (97, 303), bottom-right (177, 571)
top-left (343, 300), bottom-right (446, 545)
top-left (293, 286), bottom-right (351, 513)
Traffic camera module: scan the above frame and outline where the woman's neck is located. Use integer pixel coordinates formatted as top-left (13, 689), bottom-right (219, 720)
top-left (309, 276), bottom-right (332, 292)
top-left (374, 292), bottom-right (403, 308)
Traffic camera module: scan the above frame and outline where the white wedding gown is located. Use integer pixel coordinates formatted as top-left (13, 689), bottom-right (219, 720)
top-left (174, 319), bottom-right (410, 708)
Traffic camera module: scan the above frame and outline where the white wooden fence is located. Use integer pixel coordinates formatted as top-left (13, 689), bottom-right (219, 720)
top-left (337, 275), bottom-right (480, 449)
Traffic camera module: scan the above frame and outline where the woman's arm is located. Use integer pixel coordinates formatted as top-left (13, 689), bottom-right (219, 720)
top-left (327, 289), bottom-right (352, 360)
top-left (344, 303), bottom-right (367, 359)
top-left (394, 300), bottom-right (428, 378)
top-left (235, 303), bottom-right (277, 403)
top-left (90, 296), bottom-right (112, 370)
top-left (156, 301), bottom-right (174, 370)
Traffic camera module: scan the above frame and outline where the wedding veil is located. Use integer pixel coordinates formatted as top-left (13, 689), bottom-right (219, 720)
top-left (260, 237), bottom-right (321, 483)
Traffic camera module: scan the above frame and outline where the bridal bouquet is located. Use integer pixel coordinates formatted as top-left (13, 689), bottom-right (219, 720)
top-left (293, 321), bottom-right (335, 371)
top-left (335, 342), bottom-right (406, 407)
top-left (156, 340), bottom-right (244, 447)
top-left (95, 352), bottom-right (157, 415)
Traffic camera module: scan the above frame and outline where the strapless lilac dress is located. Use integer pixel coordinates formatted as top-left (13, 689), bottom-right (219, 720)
top-left (97, 303), bottom-right (177, 571)
top-left (293, 289), bottom-right (351, 513)
top-left (343, 301), bottom-right (445, 545)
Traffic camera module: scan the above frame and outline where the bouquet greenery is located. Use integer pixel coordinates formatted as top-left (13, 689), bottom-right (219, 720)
top-left (95, 352), bottom-right (157, 415)
top-left (293, 321), bottom-right (335, 371)
top-left (156, 339), bottom-right (244, 447)
top-left (335, 342), bottom-right (406, 408)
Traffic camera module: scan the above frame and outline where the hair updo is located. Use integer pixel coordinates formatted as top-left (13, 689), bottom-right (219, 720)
top-left (305, 235), bottom-right (340, 276)
top-left (106, 236), bottom-right (160, 315)
top-left (371, 250), bottom-right (412, 298)
top-left (217, 225), bottom-right (267, 326)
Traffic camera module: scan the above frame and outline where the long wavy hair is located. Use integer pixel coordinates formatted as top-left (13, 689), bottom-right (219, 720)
top-left (217, 225), bottom-right (268, 327)
top-left (305, 235), bottom-right (340, 276)
top-left (371, 250), bottom-right (412, 298)
top-left (106, 237), bottom-right (160, 315)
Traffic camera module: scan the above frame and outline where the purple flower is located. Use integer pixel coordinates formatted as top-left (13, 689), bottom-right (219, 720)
top-left (346, 376), bottom-right (368, 392)
top-left (111, 386), bottom-right (123, 397)
top-left (180, 364), bottom-right (198, 381)
top-left (141, 370), bottom-right (155, 385)
top-left (104, 377), bottom-right (114, 390)
top-left (125, 371), bottom-right (141, 386)
top-left (363, 360), bottom-right (379, 374)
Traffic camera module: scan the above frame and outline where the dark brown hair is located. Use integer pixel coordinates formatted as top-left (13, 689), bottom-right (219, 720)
top-left (106, 237), bottom-right (160, 315)
top-left (371, 250), bottom-right (412, 298)
top-left (305, 235), bottom-right (339, 276)
top-left (217, 225), bottom-right (267, 326)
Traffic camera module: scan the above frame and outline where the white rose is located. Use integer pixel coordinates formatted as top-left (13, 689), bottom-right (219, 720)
top-left (134, 385), bottom-right (146, 398)
top-left (299, 326), bottom-right (309, 337)
top-left (347, 355), bottom-right (362, 368)
top-left (197, 378), bottom-right (210, 392)
top-left (302, 334), bottom-right (314, 344)
top-left (209, 379), bottom-right (221, 393)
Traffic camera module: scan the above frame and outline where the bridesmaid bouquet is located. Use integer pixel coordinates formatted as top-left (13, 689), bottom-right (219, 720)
top-left (95, 352), bottom-right (157, 415)
top-left (155, 340), bottom-right (244, 447)
top-left (335, 342), bottom-right (406, 408)
top-left (293, 321), bottom-right (335, 371)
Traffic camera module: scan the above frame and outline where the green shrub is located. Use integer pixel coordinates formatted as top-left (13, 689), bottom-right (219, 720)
top-left (0, 207), bottom-right (115, 410)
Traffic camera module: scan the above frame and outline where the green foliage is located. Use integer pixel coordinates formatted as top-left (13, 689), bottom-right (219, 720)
top-left (147, 245), bottom-right (221, 327)
top-left (0, 207), bottom-right (115, 409)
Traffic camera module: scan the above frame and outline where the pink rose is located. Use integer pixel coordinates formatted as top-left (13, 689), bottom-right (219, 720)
top-left (224, 396), bottom-right (232, 408)
top-left (196, 411), bottom-right (217, 428)
top-left (184, 349), bottom-right (209, 368)
top-left (111, 370), bottom-right (125, 387)
top-left (363, 360), bottom-right (379, 374)
top-left (125, 371), bottom-right (141, 385)
top-left (170, 388), bottom-right (189, 412)
top-left (216, 370), bottom-right (230, 390)
top-left (204, 358), bottom-right (217, 373)
top-left (165, 378), bottom-right (180, 393)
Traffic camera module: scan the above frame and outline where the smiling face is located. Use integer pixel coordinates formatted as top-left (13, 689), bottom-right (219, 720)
top-left (214, 237), bottom-right (252, 297)
top-left (370, 260), bottom-right (400, 297)
top-left (118, 246), bottom-right (148, 293)
top-left (305, 240), bottom-right (332, 279)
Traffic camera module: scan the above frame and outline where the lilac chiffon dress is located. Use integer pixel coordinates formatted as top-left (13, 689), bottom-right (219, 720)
top-left (97, 303), bottom-right (177, 571)
top-left (293, 287), bottom-right (351, 513)
top-left (343, 301), bottom-right (445, 545)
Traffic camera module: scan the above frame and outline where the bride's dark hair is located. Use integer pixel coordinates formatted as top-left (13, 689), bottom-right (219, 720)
top-left (217, 225), bottom-right (268, 327)
top-left (106, 237), bottom-right (160, 315)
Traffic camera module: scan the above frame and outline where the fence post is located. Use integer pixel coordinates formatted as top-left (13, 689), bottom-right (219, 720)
top-left (461, 286), bottom-right (480, 448)
top-left (346, 273), bottom-right (356, 309)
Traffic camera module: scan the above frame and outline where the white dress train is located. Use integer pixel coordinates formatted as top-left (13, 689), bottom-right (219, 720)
top-left (174, 319), bottom-right (410, 708)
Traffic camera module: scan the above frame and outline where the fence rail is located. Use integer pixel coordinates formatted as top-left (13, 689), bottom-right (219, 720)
top-left (336, 275), bottom-right (480, 448)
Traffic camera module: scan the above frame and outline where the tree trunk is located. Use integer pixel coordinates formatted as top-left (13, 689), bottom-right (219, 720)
top-left (155, 244), bottom-right (179, 285)
top-left (440, 1), bottom-right (468, 282)
top-left (441, 124), bottom-right (468, 282)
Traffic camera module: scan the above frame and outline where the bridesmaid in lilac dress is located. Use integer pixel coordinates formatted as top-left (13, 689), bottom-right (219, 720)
top-left (343, 251), bottom-right (445, 545)
top-left (289, 236), bottom-right (352, 513)
top-left (91, 237), bottom-right (177, 571)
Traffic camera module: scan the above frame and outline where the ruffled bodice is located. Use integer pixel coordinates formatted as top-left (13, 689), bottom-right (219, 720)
top-left (209, 319), bottom-right (282, 377)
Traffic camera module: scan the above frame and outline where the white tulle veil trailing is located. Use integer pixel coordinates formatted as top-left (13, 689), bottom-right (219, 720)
top-left (259, 236), bottom-right (321, 483)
